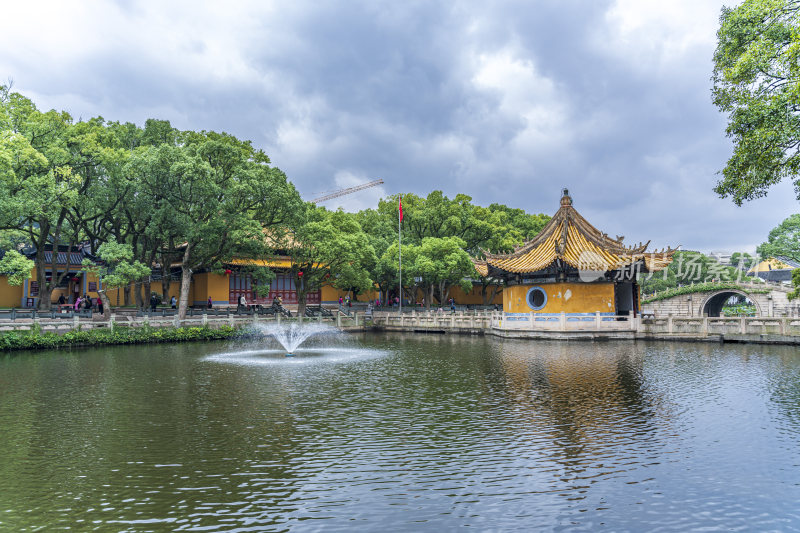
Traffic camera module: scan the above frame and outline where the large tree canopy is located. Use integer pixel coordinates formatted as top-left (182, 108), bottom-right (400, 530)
top-left (757, 213), bottom-right (800, 261)
top-left (712, 0), bottom-right (800, 205)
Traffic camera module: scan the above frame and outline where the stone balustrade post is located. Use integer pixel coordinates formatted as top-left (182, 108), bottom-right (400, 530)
top-left (740, 317), bottom-right (746, 334)
top-left (560, 312), bottom-right (566, 331)
top-left (595, 311), bottom-right (601, 330)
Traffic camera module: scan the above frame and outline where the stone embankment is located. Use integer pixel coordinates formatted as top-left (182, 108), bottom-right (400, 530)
top-left (3, 308), bottom-right (800, 346)
top-left (371, 310), bottom-right (800, 345)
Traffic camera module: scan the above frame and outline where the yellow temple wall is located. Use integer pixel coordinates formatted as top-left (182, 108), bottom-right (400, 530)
top-left (504, 282), bottom-right (615, 314)
top-left (0, 276), bottom-right (24, 307)
top-left (321, 285), bottom-right (379, 303)
top-left (193, 273), bottom-right (225, 306)
top-left (449, 284), bottom-right (503, 305)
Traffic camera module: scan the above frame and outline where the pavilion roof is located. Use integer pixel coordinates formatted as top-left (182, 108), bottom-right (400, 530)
top-left (472, 259), bottom-right (489, 277)
top-left (484, 190), bottom-right (675, 275)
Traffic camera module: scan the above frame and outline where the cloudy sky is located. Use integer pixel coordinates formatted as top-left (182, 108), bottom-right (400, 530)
top-left (1, 0), bottom-right (795, 253)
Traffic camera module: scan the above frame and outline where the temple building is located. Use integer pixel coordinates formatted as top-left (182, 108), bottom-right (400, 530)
top-left (484, 189), bottom-right (675, 319)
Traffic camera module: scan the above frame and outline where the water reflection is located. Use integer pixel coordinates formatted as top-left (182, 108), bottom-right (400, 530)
top-left (1, 336), bottom-right (799, 530)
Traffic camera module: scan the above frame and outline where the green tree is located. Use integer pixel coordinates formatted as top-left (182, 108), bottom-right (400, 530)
top-left (276, 207), bottom-right (376, 316)
top-left (730, 251), bottom-right (756, 271)
top-left (82, 239), bottom-right (151, 319)
top-left (638, 251), bottom-right (745, 295)
top-left (0, 250), bottom-right (35, 286)
top-left (383, 237), bottom-right (476, 310)
top-left (712, 0), bottom-right (800, 204)
top-left (757, 213), bottom-right (800, 261)
top-left (158, 131), bottom-right (303, 319)
top-left (0, 87), bottom-right (126, 309)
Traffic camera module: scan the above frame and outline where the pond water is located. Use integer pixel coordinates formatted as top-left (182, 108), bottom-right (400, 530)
top-left (1, 333), bottom-right (800, 531)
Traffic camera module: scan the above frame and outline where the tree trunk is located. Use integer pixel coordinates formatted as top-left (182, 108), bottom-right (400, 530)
top-left (97, 289), bottom-right (112, 321)
top-left (177, 244), bottom-right (193, 320)
top-left (124, 285), bottom-right (131, 307)
top-left (161, 272), bottom-right (171, 305)
top-left (482, 283), bottom-right (500, 305)
top-left (134, 282), bottom-right (143, 310)
top-left (34, 258), bottom-right (52, 311)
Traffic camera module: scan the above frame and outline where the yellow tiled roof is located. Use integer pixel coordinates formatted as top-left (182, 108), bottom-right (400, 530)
top-left (747, 258), bottom-right (795, 273)
top-left (484, 190), bottom-right (676, 275)
top-left (473, 259), bottom-right (489, 277)
top-left (228, 257), bottom-right (294, 269)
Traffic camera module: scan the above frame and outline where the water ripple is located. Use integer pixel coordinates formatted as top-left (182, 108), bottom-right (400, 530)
top-left (1, 336), bottom-right (799, 531)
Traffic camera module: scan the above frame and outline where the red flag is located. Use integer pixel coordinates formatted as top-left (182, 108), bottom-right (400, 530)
top-left (399, 195), bottom-right (403, 221)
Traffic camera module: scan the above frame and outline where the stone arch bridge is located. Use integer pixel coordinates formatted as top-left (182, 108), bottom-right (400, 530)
top-left (642, 283), bottom-right (797, 318)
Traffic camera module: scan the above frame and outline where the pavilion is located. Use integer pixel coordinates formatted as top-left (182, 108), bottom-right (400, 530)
top-left (484, 189), bottom-right (675, 318)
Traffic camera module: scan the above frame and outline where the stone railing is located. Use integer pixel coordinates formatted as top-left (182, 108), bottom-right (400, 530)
top-left (372, 310), bottom-right (492, 331)
top-left (492, 311), bottom-right (636, 331)
top-left (0, 310), bottom-right (359, 333)
top-left (639, 316), bottom-right (800, 337)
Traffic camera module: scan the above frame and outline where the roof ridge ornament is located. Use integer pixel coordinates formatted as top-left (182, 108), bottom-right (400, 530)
top-left (560, 188), bottom-right (572, 207)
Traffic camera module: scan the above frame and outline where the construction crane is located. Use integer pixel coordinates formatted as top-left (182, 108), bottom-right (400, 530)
top-left (311, 179), bottom-right (384, 203)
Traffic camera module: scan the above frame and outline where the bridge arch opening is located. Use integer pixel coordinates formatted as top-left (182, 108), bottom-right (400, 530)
top-left (701, 291), bottom-right (761, 317)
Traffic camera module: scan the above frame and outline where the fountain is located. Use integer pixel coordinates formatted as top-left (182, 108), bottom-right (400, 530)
top-left (205, 321), bottom-right (384, 366)
top-left (257, 322), bottom-right (341, 356)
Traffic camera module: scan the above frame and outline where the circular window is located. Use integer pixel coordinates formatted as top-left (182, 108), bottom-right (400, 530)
top-left (526, 286), bottom-right (547, 311)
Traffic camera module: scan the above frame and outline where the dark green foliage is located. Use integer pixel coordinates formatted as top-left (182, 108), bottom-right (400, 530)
top-left (0, 324), bottom-right (239, 352)
top-left (639, 251), bottom-right (748, 295)
top-left (757, 213), bottom-right (800, 262)
top-left (712, 0), bottom-right (800, 205)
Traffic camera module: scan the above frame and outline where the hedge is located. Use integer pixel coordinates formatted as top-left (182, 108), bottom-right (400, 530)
top-left (0, 324), bottom-right (241, 352)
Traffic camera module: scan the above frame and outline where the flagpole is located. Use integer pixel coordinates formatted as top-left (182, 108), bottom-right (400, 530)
top-left (398, 195), bottom-right (402, 315)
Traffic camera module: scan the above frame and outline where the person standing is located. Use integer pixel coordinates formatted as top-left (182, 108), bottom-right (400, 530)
top-left (238, 294), bottom-right (247, 312)
top-left (150, 293), bottom-right (158, 312)
top-left (74, 296), bottom-right (82, 311)
top-left (207, 296), bottom-right (213, 309)
top-left (170, 295), bottom-right (177, 309)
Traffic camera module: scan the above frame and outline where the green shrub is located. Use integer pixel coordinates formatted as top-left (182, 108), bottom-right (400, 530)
top-left (0, 324), bottom-right (242, 352)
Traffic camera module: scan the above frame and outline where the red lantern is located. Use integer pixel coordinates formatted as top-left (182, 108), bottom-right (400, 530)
top-left (225, 269), bottom-right (232, 274)
top-left (71, 277), bottom-right (80, 282)
top-left (298, 271), bottom-right (303, 277)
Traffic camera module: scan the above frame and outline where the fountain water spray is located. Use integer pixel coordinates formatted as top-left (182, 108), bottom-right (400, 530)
top-left (255, 322), bottom-right (341, 355)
